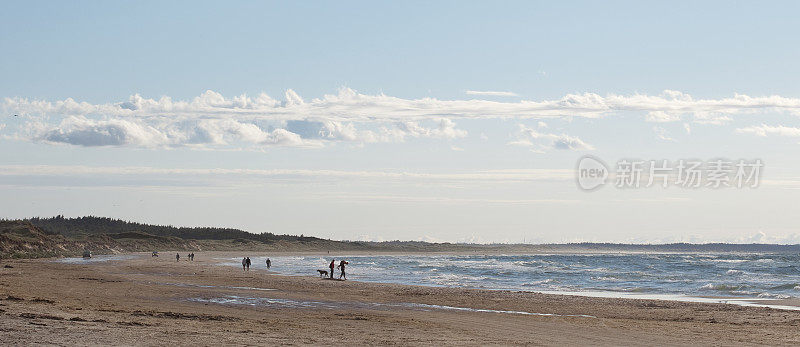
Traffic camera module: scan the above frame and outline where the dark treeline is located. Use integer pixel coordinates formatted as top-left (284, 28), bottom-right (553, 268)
top-left (27, 216), bottom-right (323, 243)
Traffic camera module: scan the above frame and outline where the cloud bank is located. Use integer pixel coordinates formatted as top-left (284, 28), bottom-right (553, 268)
top-left (4, 88), bottom-right (800, 149)
top-left (735, 124), bottom-right (800, 138)
top-left (465, 90), bottom-right (519, 97)
top-left (7, 88), bottom-right (800, 122)
top-left (508, 124), bottom-right (594, 152)
top-left (0, 165), bottom-right (575, 183)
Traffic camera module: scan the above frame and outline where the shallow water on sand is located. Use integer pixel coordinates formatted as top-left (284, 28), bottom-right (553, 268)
top-left (187, 295), bottom-right (596, 318)
top-left (55, 254), bottom-right (140, 264)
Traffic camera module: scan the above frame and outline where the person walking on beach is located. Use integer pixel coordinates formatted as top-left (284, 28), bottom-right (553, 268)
top-left (266, 258), bottom-right (271, 269)
top-left (245, 257), bottom-right (251, 271)
top-left (176, 253), bottom-right (180, 262)
top-left (338, 260), bottom-right (349, 280)
top-left (242, 257), bottom-right (247, 271)
top-left (329, 259), bottom-right (335, 279)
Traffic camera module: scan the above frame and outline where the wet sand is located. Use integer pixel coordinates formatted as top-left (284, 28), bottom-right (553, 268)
top-left (1, 252), bottom-right (799, 346)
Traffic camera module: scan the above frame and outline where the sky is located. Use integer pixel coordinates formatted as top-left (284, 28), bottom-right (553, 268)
top-left (3, 1), bottom-right (800, 243)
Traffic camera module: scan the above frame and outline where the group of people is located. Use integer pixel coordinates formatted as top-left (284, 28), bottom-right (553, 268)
top-left (175, 253), bottom-right (196, 262)
top-left (241, 257), bottom-right (272, 271)
top-left (170, 254), bottom-right (350, 280)
top-left (167, 252), bottom-right (353, 282)
top-left (237, 256), bottom-right (348, 280)
top-left (171, 253), bottom-right (350, 280)
top-left (328, 259), bottom-right (349, 280)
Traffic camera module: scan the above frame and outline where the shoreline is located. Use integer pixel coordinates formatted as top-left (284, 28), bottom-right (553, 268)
top-left (53, 251), bottom-right (800, 312)
top-left (3, 251), bottom-right (800, 345)
top-left (206, 251), bottom-right (800, 312)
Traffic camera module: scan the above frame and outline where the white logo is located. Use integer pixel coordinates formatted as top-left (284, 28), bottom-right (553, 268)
top-left (576, 157), bottom-right (763, 191)
top-left (576, 155), bottom-right (609, 191)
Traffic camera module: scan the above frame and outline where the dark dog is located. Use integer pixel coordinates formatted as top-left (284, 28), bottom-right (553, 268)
top-left (317, 270), bottom-right (328, 278)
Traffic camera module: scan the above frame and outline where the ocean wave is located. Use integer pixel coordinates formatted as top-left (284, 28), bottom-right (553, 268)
top-left (426, 273), bottom-right (489, 286)
top-left (757, 292), bottom-right (792, 299)
top-left (225, 253), bottom-right (800, 301)
top-left (705, 259), bottom-right (747, 263)
top-left (521, 279), bottom-right (554, 286)
top-left (768, 283), bottom-right (800, 291)
top-left (754, 258), bottom-right (776, 263)
top-left (700, 283), bottom-right (747, 291)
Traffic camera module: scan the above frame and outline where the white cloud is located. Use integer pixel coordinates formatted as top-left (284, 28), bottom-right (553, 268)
top-left (284, 118), bottom-right (468, 144)
top-left (284, 89), bottom-right (304, 106)
top-left (653, 126), bottom-right (675, 142)
top-left (508, 124), bottom-right (594, 151)
top-left (465, 90), bottom-right (519, 97)
top-left (285, 119), bottom-right (369, 142)
top-left (393, 118), bottom-right (467, 140)
top-left (13, 112), bottom-right (467, 149)
top-left (692, 113), bottom-right (732, 125)
top-left (0, 165), bottom-right (575, 182)
top-left (357, 234), bottom-right (385, 242)
top-left (7, 88), bottom-right (800, 150)
top-left (735, 124), bottom-right (800, 137)
top-left (645, 111), bottom-right (680, 123)
top-left (417, 235), bottom-right (445, 243)
top-left (731, 231), bottom-right (800, 244)
top-left (29, 115), bottom-right (316, 148)
top-left (36, 116), bottom-right (170, 147)
top-left (9, 88), bottom-right (800, 124)
top-left (377, 119), bottom-right (468, 143)
top-left (552, 136), bottom-right (593, 150)
top-left (13, 164), bottom-right (800, 191)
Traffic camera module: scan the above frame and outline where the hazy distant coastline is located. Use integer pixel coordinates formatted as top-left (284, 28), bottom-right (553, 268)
top-left (2, 216), bottom-right (799, 259)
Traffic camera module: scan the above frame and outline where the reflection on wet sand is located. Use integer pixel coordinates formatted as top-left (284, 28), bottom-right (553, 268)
top-left (188, 295), bottom-right (596, 318)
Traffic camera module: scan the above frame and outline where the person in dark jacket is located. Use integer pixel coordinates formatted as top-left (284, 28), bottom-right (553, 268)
top-left (338, 260), bottom-right (349, 280)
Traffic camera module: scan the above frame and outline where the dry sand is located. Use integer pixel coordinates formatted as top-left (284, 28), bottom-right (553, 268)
top-left (1, 251), bottom-right (799, 346)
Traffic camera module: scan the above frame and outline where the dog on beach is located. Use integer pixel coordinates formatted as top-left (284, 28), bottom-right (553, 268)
top-left (317, 270), bottom-right (328, 278)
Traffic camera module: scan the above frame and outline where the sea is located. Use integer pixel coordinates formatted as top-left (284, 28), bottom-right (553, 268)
top-left (222, 253), bottom-right (800, 304)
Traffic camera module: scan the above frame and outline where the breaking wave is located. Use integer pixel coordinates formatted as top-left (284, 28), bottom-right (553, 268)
top-left (219, 253), bottom-right (800, 300)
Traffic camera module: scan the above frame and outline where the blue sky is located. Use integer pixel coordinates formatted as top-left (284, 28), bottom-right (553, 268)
top-left (4, 1), bottom-right (800, 101)
top-left (3, 1), bottom-right (800, 243)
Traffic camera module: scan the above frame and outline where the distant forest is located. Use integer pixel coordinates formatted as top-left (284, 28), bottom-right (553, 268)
top-left (27, 216), bottom-right (323, 243)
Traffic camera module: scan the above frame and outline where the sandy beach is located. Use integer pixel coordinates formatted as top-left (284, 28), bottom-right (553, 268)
top-left (1, 252), bottom-right (799, 346)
